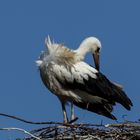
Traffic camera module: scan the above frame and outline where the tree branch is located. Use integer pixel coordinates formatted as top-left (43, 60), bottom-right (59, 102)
top-left (0, 113), bottom-right (78, 125)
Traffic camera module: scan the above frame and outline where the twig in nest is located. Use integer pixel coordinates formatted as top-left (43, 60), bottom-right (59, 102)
top-left (105, 122), bottom-right (140, 128)
top-left (0, 127), bottom-right (41, 140)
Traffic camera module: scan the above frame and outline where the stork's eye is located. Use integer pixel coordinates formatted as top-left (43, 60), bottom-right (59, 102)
top-left (96, 47), bottom-right (100, 53)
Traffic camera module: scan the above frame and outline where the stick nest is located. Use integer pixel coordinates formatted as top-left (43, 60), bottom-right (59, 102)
top-left (16, 121), bottom-right (140, 140)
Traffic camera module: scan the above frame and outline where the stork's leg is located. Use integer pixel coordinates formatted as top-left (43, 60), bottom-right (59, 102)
top-left (61, 102), bottom-right (68, 123)
top-left (70, 102), bottom-right (75, 121)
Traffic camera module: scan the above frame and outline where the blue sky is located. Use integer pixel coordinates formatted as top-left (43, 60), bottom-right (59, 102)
top-left (0, 0), bottom-right (140, 139)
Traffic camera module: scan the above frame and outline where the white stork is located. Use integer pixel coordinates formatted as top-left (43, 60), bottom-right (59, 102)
top-left (36, 36), bottom-right (133, 123)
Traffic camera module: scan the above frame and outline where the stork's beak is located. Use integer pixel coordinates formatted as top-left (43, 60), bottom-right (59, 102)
top-left (93, 52), bottom-right (100, 71)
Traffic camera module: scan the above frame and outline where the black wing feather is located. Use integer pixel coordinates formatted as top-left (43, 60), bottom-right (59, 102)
top-left (59, 71), bottom-right (133, 111)
top-left (96, 73), bottom-right (133, 110)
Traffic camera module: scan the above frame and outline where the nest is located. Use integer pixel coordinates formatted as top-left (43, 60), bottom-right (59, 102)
top-left (16, 121), bottom-right (140, 140)
top-left (1, 113), bottom-right (140, 140)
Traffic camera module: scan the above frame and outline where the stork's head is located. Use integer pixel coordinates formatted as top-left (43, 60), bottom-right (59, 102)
top-left (78, 37), bottom-right (102, 71)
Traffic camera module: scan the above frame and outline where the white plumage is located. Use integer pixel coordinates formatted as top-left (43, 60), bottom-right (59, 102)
top-left (36, 36), bottom-right (132, 123)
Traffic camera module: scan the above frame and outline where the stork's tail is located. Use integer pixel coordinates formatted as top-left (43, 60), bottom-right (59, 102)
top-left (97, 72), bottom-right (133, 111)
top-left (111, 82), bottom-right (133, 110)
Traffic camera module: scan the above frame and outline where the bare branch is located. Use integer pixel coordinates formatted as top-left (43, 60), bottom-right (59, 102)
top-left (0, 113), bottom-right (78, 125)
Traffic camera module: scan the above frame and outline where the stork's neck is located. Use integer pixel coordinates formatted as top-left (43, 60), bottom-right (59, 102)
top-left (76, 44), bottom-right (91, 60)
top-left (75, 37), bottom-right (101, 61)
top-left (75, 38), bottom-right (96, 61)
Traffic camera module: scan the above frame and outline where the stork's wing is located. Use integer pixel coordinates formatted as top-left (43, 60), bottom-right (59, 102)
top-left (51, 61), bottom-right (133, 120)
top-left (52, 61), bottom-right (132, 110)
